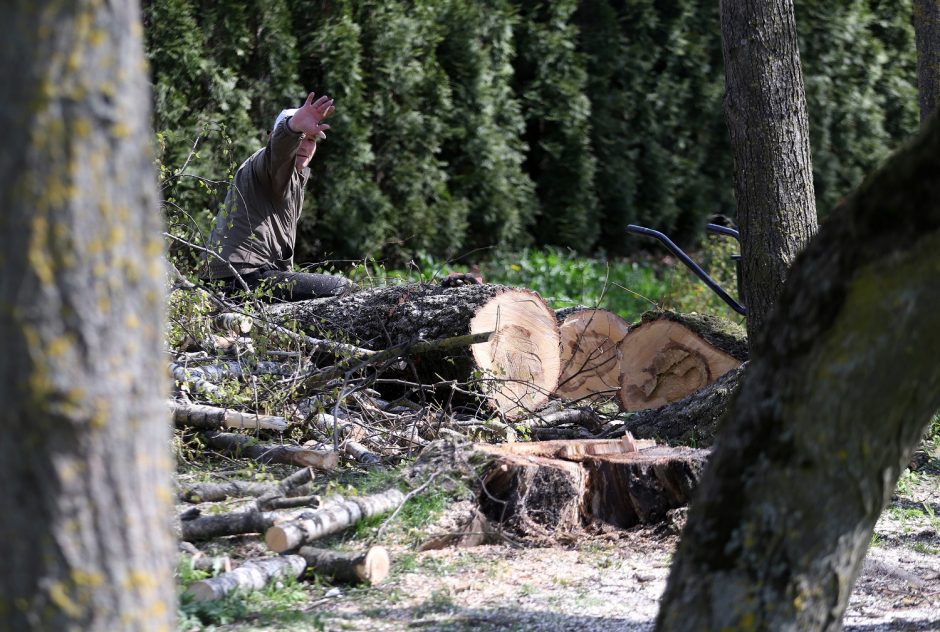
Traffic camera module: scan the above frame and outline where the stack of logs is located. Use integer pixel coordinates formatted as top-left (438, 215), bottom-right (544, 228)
top-left (259, 282), bottom-right (748, 418)
top-left (178, 465), bottom-right (403, 602)
top-left (171, 281), bottom-right (749, 588)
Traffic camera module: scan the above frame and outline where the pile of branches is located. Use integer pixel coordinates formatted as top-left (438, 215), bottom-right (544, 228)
top-left (167, 268), bottom-right (749, 601)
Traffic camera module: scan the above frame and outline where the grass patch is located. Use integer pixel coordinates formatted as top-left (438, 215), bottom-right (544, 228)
top-left (178, 576), bottom-right (314, 631)
top-left (359, 241), bottom-right (747, 324)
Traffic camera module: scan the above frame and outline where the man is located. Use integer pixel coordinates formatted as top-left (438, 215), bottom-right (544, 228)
top-left (203, 92), bottom-right (354, 300)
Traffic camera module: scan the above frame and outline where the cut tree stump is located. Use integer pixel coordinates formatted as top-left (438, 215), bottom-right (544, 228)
top-left (618, 311), bottom-right (747, 411)
top-left (555, 309), bottom-right (630, 404)
top-left (477, 439), bottom-right (709, 540)
top-left (265, 283), bottom-right (561, 419)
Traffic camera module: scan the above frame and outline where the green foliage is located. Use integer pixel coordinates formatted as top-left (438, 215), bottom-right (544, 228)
top-left (796, 0), bottom-right (919, 214)
top-left (514, 0), bottom-right (599, 251)
top-left (145, 0), bottom-right (918, 266)
top-left (436, 0), bottom-right (538, 253)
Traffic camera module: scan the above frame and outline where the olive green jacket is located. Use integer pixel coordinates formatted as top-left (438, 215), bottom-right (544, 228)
top-left (204, 119), bottom-right (309, 279)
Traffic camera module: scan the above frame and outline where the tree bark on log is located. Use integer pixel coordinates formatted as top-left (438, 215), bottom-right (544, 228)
top-left (180, 509), bottom-right (285, 542)
top-left (179, 466), bottom-right (314, 503)
top-left (555, 309), bottom-right (630, 404)
top-left (656, 111), bottom-right (940, 630)
top-left (604, 366), bottom-right (744, 447)
top-left (266, 488), bottom-right (406, 553)
top-left (298, 546), bottom-right (391, 585)
top-left (266, 283), bottom-right (561, 419)
top-left (477, 440), bottom-right (708, 541)
top-left (170, 400), bottom-right (289, 433)
top-left (185, 555), bottom-right (307, 602)
top-left (200, 431), bottom-right (339, 471)
top-left (618, 311), bottom-right (746, 412)
top-left (179, 496), bottom-right (346, 541)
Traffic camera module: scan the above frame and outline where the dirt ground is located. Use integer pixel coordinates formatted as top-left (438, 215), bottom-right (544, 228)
top-left (180, 454), bottom-right (940, 632)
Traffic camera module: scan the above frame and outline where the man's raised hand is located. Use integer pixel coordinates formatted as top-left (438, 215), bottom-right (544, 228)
top-left (291, 92), bottom-right (335, 138)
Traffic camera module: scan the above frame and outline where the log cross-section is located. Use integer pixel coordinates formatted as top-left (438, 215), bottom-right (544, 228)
top-left (618, 311), bottom-right (747, 411)
top-left (265, 283), bottom-right (561, 419)
top-left (555, 309), bottom-right (631, 404)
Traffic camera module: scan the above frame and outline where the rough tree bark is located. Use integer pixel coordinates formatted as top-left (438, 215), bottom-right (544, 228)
top-left (720, 0), bottom-right (818, 343)
top-left (914, 0), bottom-right (940, 122)
top-left (656, 112), bottom-right (940, 631)
top-left (0, 1), bottom-right (175, 629)
top-left (268, 283), bottom-right (561, 418)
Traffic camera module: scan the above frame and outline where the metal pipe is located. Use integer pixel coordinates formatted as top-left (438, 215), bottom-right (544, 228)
top-left (705, 223), bottom-right (740, 241)
top-left (626, 224), bottom-right (747, 315)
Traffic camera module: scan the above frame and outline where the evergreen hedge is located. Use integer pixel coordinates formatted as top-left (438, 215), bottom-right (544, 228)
top-left (143, 0), bottom-right (918, 265)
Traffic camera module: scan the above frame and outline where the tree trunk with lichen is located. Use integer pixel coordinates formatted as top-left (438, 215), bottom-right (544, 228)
top-left (0, 2), bottom-right (175, 629)
top-left (656, 112), bottom-right (940, 630)
top-left (914, 0), bottom-right (939, 122)
top-left (720, 0), bottom-right (818, 344)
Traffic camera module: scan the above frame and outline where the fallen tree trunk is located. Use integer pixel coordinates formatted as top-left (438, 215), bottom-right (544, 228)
top-left (179, 495), bottom-right (346, 541)
top-left (618, 311), bottom-right (747, 411)
top-left (266, 488), bottom-right (406, 553)
top-left (603, 365), bottom-right (745, 446)
top-left (179, 466), bottom-right (314, 503)
top-left (184, 555), bottom-right (306, 602)
top-left (265, 283), bottom-right (561, 419)
top-left (298, 546), bottom-right (391, 585)
top-left (200, 431), bottom-right (339, 471)
top-left (555, 309), bottom-right (630, 404)
top-left (180, 508), bottom-right (288, 541)
top-left (170, 400), bottom-right (289, 433)
top-left (477, 439), bottom-right (708, 541)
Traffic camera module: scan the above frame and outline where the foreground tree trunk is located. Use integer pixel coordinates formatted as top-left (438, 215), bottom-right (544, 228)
top-left (914, 0), bottom-right (939, 122)
top-left (657, 113), bottom-right (940, 631)
top-left (720, 0), bottom-right (818, 343)
top-left (0, 1), bottom-right (175, 629)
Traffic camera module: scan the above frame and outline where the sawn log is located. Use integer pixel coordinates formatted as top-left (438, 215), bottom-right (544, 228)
top-left (265, 283), bottom-right (562, 419)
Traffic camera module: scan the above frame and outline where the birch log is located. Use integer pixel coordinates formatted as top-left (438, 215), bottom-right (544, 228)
top-left (185, 555), bottom-right (307, 602)
top-left (170, 400), bottom-right (289, 433)
top-left (179, 466), bottom-right (314, 503)
top-left (298, 546), bottom-right (391, 585)
top-left (266, 488), bottom-right (406, 553)
top-left (200, 431), bottom-right (339, 471)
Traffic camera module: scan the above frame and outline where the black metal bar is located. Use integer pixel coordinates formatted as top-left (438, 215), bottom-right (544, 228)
top-left (626, 224), bottom-right (747, 315)
top-left (705, 223), bottom-right (740, 241)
